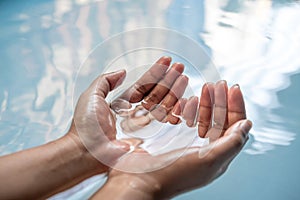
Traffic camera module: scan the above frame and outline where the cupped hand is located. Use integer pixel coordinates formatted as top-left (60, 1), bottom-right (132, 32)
top-left (67, 56), bottom-right (187, 173)
top-left (97, 81), bottom-right (252, 199)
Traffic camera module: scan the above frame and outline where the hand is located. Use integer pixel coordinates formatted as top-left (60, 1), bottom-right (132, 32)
top-left (67, 56), bottom-right (187, 173)
top-left (91, 81), bottom-right (252, 200)
top-left (0, 56), bottom-right (188, 199)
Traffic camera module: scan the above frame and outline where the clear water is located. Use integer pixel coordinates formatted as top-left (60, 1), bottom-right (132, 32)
top-left (0, 0), bottom-right (300, 199)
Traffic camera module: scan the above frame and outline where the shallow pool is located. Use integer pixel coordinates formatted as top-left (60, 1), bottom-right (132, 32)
top-left (0, 0), bottom-right (299, 199)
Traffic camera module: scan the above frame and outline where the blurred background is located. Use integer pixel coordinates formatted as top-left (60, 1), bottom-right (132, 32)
top-left (0, 0), bottom-right (299, 199)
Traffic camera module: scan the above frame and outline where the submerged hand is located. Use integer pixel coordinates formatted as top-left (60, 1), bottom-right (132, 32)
top-left (91, 81), bottom-right (252, 200)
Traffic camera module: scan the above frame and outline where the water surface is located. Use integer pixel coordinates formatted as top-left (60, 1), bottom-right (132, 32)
top-left (0, 0), bottom-right (299, 199)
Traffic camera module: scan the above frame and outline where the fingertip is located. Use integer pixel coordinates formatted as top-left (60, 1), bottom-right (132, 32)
top-left (228, 83), bottom-right (245, 114)
top-left (229, 84), bottom-right (242, 96)
top-left (163, 56), bottom-right (172, 62)
top-left (205, 82), bottom-right (215, 94)
top-left (239, 119), bottom-right (252, 134)
top-left (107, 69), bottom-right (127, 90)
top-left (170, 62), bottom-right (185, 73)
top-left (229, 84), bottom-right (242, 97)
top-left (186, 120), bottom-right (195, 127)
top-left (109, 69), bottom-right (126, 77)
top-left (217, 80), bottom-right (227, 85)
top-left (183, 96), bottom-right (199, 126)
top-left (174, 75), bottom-right (189, 91)
top-left (190, 95), bottom-right (199, 103)
top-left (181, 74), bottom-right (189, 82)
top-left (203, 82), bottom-right (214, 89)
top-left (157, 56), bottom-right (172, 65)
top-left (172, 98), bottom-right (187, 116)
top-left (231, 84), bottom-right (240, 89)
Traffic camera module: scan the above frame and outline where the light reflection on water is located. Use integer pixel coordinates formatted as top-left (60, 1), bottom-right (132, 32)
top-left (0, 0), bottom-right (300, 199)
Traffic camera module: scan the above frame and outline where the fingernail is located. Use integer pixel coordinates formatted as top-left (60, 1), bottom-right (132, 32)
top-left (240, 120), bottom-right (252, 134)
top-left (217, 80), bottom-right (227, 85)
top-left (173, 62), bottom-right (184, 66)
top-left (232, 84), bottom-right (240, 89)
top-left (180, 74), bottom-right (189, 82)
top-left (186, 120), bottom-right (195, 127)
top-left (189, 96), bottom-right (198, 101)
top-left (111, 69), bottom-right (126, 75)
top-left (205, 82), bottom-right (214, 87)
top-left (163, 56), bottom-right (171, 61)
top-left (159, 56), bottom-right (172, 64)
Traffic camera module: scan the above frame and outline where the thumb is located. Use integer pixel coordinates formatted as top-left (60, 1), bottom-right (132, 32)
top-left (89, 69), bottom-right (126, 98)
top-left (199, 119), bottom-right (252, 162)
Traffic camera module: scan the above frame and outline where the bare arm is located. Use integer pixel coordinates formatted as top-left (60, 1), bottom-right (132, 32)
top-left (0, 134), bottom-right (101, 199)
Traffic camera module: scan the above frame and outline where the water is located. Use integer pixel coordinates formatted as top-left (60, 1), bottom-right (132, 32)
top-left (0, 0), bottom-right (300, 199)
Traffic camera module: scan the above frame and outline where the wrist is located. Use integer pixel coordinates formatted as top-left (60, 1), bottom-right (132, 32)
top-left (60, 133), bottom-right (107, 175)
top-left (91, 174), bottom-right (160, 200)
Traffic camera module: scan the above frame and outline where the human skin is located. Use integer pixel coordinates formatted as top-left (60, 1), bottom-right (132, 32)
top-left (0, 56), bottom-right (186, 199)
top-left (91, 81), bottom-right (252, 200)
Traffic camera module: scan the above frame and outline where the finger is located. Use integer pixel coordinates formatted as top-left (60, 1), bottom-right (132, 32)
top-left (161, 75), bottom-right (188, 108)
top-left (228, 84), bottom-right (246, 127)
top-left (110, 57), bottom-right (171, 113)
top-left (117, 56), bottom-right (172, 103)
top-left (182, 96), bottom-right (199, 127)
top-left (172, 98), bottom-right (187, 116)
top-left (198, 83), bottom-right (214, 138)
top-left (206, 80), bottom-right (228, 141)
top-left (150, 75), bottom-right (189, 122)
top-left (167, 98), bottom-right (187, 124)
top-left (142, 62), bottom-right (184, 110)
top-left (88, 70), bottom-right (127, 98)
top-left (199, 120), bottom-right (252, 164)
top-left (166, 113), bottom-right (180, 125)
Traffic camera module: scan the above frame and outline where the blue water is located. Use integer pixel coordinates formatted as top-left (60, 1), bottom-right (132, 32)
top-left (1, 0), bottom-right (300, 199)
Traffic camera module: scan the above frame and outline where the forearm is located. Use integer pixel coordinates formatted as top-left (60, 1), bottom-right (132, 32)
top-left (91, 175), bottom-right (158, 200)
top-left (0, 134), bottom-right (104, 199)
